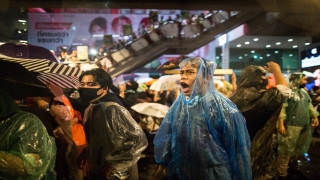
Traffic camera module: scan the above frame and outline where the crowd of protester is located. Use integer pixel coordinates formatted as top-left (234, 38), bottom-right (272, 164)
top-left (2, 52), bottom-right (320, 180)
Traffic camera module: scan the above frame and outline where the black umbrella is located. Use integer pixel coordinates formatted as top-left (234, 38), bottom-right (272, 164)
top-left (0, 43), bottom-right (59, 62)
top-left (0, 60), bottom-right (52, 98)
top-left (0, 54), bottom-right (83, 98)
top-left (156, 55), bottom-right (189, 70)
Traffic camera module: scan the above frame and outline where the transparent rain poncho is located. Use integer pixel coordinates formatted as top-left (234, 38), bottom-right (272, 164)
top-left (229, 65), bottom-right (285, 140)
top-left (0, 89), bottom-right (56, 180)
top-left (277, 73), bottom-right (319, 156)
top-left (83, 96), bottom-right (148, 179)
top-left (279, 73), bottom-right (319, 127)
top-left (229, 66), bottom-right (288, 179)
top-left (154, 58), bottom-right (252, 180)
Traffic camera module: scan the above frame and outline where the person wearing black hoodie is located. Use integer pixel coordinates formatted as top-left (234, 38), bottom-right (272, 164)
top-left (119, 79), bottom-right (139, 107)
top-left (74, 68), bottom-right (147, 180)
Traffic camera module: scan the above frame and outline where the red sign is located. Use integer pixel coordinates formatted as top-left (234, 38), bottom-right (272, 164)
top-left (35, 22), bottom-right (72, 30)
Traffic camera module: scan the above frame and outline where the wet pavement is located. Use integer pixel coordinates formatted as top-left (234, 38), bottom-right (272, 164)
top-left (298, 137), bottom-right (320, 180)
top-left (138, 137), bottom-right (320, 180)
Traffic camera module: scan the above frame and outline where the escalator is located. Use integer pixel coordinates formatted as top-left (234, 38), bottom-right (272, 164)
top-left (108, 11), bottom-right (262, 77)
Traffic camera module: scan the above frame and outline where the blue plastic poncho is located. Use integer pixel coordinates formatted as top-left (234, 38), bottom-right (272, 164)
top-left (154, 58), bottom-right (252, 180)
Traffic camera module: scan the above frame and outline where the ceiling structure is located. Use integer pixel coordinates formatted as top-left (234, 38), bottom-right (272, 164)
top-left (2, 0), bottom-right (320, 14)
top-left (229, 36), bottom-right (312, 49)
top-left (2, 0), bottom-right (319, 37)
top-left (1, 0), bottom-right (320, 50)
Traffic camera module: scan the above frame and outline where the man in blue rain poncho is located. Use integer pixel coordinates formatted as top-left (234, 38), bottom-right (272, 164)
top-left (0, 88), bottom-right (56, 180)
top-left (276, 73), bottom-right (319, 179)
top-left (154, 57), bottom-right (251, 180)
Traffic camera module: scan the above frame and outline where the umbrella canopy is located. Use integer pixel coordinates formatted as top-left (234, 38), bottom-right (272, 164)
top-left (0, 59), bottom-right (52, 97)
top-left (145, 79), bottom-right (158, 86)
top-left (136, 77), bottom-right (154, 84)
top-left (157, 55), bottom-right (189, 70)
top-left (131, 102), bottom-right (170, 118)
top-left (149, 74), bottom-right (180, 91)
top-left (113, 73), bottom-right (140, 85)
top-left (0, 43), bottom-right (59, 62)
top-left (0, 54), bottom-right (82, 97)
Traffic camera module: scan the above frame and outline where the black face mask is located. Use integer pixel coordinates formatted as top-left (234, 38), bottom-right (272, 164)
top-left (78, 88), bottom-right (103, 103)
top-left (299, 84), bottom-right (306, 89)
top-left (126, 84), bottom-right (134, 91)
top-left (260, 78), bottom-right (268, 88)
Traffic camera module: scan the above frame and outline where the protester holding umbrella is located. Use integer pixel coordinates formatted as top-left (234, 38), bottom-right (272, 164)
top-left (0, 53), bottom-right (84, 180)
top-left (154, 57), bottom-right (251, 180)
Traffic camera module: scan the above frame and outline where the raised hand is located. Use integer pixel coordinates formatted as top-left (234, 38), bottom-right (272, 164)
top-left (263, 61), bottom-right (281, 74)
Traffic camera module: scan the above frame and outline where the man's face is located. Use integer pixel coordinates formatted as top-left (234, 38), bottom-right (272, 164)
top-left (300, 76), bottom-right (307, 86)
top-left (180, 64), bottom-right (198, 96)
top-left (80, 75), bottom-right (101, 88)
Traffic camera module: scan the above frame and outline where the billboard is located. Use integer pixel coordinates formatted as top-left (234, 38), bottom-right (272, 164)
top-left (28, 13), bottom-right (174, 52)
top-left (28, 12), bottom-right (218, 69)
top-left (301, 46), bottom-right (320, 87)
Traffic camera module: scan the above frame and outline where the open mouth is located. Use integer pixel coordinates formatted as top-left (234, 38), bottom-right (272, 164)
top-left (180, 82), bottom-right (190, 92)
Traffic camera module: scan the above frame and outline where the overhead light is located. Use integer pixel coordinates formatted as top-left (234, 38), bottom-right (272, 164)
top-left (253, 38), bottom-right (259, 41)
top-left (305, 42), bottom-right (310, 45)
top-left (275, 51), bottom-right (278, 53)
top-left (237, 44), bottom-right (241, 47)
top-left (288, 39), bottom-right (293, 42)
top-left (221, 54), bottom-right (223, 56)
top-left (18, 20), bottom-right (26, 23)
top-left (218, 34), bottom-right (227, 46)
top-left (92, 34), bottom-right (104, 37)
top-left (266, 45), bottom-right (271, 48)
top-left (260, 57), bottom-right (263, 59)
top-left (17, 30), bottom-right (21, 34)
top-left (251, 50), bottom-right (255, 53)
top-left (293, 45), bottom-right (298, 48)
top-left (289, 54), bottom-right (293, 57)
top-left (266, 54), bottom-right (270, 57)
top-left (245, 41), bottom-right (250, 45)
top-left (239, 56), bottom-right (242, 59)
top-left (90, 49), bottom-right (97, 55)
top-left (276, 42), bottom-right (281, 45)
top-left (216, 56), bottom-right (220, 59)
top-left (254, 55), bottom-right (257, 59)
top-left (244, 54), bottom-right (248, 56)
top-left (311, 48), bottom-right (317, 54)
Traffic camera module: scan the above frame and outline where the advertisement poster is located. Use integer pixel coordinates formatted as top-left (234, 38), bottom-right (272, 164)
top-left (28, 13), bottom-right (174, 52)
top-left (301, 47), bottom-right (320, 87)
top-left (149, 11), bottom-right (158, 24)
top-left (103, 35), bottom-right (114, 48)
top-left (123, 24), bottom-right (133, 36)
top-left (76, 46), bottom-right (88, 60)
top-left (28, 11), bottom-right (217, 68)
